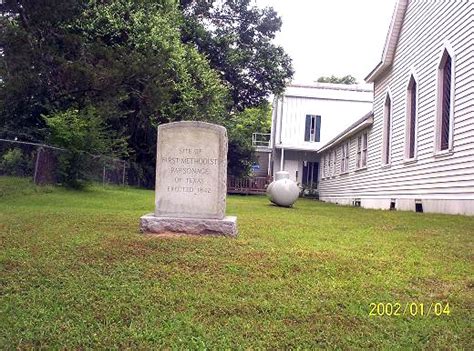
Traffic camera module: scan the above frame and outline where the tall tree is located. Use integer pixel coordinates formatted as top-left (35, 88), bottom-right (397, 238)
top-left (179, 0), bottom-right (293, 111)
top-left (75, 0), bottom-right (229, 185)
top-left (179, 0), bottom-right (293, 178)
top-left (1, 0), bottom-right (293, 186)
top-left (1, 0), bottom-right (228, 186)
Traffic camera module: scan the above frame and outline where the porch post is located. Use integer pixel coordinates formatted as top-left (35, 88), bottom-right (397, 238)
top-left (280, 148), bottom-right (285, 171)
top-left (267, 153), bottom-right (271, 177)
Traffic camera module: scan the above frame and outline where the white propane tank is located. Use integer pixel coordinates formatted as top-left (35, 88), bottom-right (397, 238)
top-left (266, 171), bottom-right (300, 207)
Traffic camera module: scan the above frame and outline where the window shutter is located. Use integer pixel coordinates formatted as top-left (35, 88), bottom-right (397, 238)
top-left (315, 116), bottom-right (321, 142)
top-left (304, 115), bottom-right (311, 141)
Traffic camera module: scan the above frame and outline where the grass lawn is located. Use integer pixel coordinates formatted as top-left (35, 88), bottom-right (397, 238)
top-left (1, 177), bottom-right (473, 349)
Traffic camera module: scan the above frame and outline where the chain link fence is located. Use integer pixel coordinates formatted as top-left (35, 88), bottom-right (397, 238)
top-left (0, 138), bottom-right (143, 187)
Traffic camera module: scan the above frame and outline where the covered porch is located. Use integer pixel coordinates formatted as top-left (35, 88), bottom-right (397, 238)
top-left (273, 146), bottom-right (320, 194)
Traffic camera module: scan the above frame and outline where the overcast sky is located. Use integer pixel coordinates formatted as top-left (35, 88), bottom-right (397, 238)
top-left (254, 0), bottom-right (398, 84)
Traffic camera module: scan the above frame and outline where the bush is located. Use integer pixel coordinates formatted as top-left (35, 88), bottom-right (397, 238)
top-left (0, 148), bottom-right (32, 177)
top-left (44, 108), bottom-right (127, 189)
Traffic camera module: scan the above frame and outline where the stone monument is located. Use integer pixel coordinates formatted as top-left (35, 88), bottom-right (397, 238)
top-left (140, 121), bottom-right (237, 236)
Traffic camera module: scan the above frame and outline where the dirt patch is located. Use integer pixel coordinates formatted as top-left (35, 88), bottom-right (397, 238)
top-left (142, 231), bottom-right (224, 239)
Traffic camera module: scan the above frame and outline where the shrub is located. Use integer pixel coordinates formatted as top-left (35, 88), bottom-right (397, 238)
top-left (44, 108), bottom-right (127, 189)
top-left (0, 148), bottom-right (32, 177)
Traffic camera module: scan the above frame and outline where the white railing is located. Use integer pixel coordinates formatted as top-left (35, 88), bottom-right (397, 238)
top-left (252, 133), bottom-right (271, 148)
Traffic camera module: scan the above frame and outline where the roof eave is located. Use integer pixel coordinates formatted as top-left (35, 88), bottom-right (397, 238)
top-left (318, 112), bottom-right (374, 153)
top-left (364, 0), bottom-right (409, 83)
top-left (365, 62), bottom-right (392, 83)
top-left (365, 62), bottom-right (383, 82)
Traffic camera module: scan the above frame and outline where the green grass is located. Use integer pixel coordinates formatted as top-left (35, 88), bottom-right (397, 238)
top-left (1, 176), bottom-right (473, 349)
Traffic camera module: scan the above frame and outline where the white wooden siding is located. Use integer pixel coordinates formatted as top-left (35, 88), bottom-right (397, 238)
top-left (319, 0), bottom-right (474, 215)
top-left (273, 85), bottom-right (372, 149)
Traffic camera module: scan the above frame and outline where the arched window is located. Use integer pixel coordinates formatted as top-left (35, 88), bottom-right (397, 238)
top-left (382, 93), bottom-right (392, 165)
top-left (406, 75), bottom-right (417, 159)
top-left (436, 48), bottom-right (454, 152)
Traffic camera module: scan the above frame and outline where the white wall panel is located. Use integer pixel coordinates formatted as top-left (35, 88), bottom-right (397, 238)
top-left (319, 0), bottom-right (474, 215)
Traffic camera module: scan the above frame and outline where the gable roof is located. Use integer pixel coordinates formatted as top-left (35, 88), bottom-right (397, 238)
top-left (365, 0), bottom-right (409, 83)
top-left (318, 111), bottom-right (374, 153)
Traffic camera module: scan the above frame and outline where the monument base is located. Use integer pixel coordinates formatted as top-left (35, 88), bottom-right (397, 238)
top-left (140, 214), bottom-right (238, 237)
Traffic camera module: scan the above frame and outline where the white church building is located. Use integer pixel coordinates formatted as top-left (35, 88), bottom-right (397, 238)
top-left (271, 0), bottom-right (474, 215)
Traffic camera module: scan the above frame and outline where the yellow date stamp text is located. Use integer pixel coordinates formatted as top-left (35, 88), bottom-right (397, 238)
top-left (369, 302), bottom-right (451, 317)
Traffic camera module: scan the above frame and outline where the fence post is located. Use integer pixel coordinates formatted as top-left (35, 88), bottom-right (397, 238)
top-left (33, 147), bottom-right (42, 185)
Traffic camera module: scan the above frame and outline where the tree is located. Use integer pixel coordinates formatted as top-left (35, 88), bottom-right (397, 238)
top-left (76, 0), bottom-right (230, 186)
top-left (226, 102), bottom-right (272, 177)
top-left (1, 0), bottom-right (229, 187)
top-left (44, 107), bottom-right (127, 188)
top-left (1, 0), bottom-right (293, 186)
top-left (179, 0), bottom-right (293, 179)
top-left (179, 0), bottom-right (294, 111)
top-left (317, 75), bottom-right (358, 85)
top-left (0, 0), bottom-right (86, 142)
